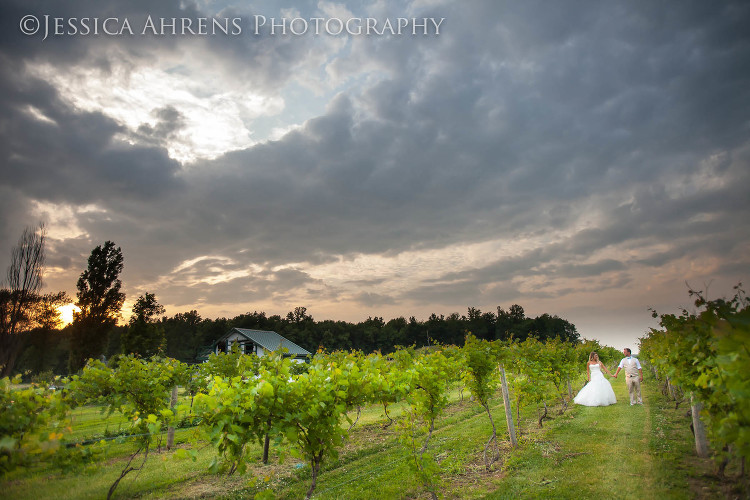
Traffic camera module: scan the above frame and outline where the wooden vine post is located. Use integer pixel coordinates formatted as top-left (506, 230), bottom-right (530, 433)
top-left (499, 364), bottom-right (518, 448)
top-left (167, 385), bottom-right (179, 450)
top-left (690, 393), bottom-right (709, 458)
top-left (665, 376), bottom-right (676, 401)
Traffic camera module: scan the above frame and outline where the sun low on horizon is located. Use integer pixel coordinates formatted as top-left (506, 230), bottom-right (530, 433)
top-left (57, 303), bottom-right (80, 327)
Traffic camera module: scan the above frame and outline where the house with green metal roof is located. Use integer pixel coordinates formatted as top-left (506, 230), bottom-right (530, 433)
top-left (196, 328), bottom-right (311, 362)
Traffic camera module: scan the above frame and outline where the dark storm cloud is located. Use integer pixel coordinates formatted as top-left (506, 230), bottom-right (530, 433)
top-left (0, 0), bottom-right (197, 70)
top-left (1, 0), bottom-right (343, 93)
top-left (0, 188), bottom-right (33, 246)
top-left (0, 72), bottom-right (184, 205)
top-left (0, 0), bottom-right (327, 251)
top-left (45, 235), bottom-right (92, 271)
top-left (135, 106), bottom-right (187, 146)
top-left (1, 0), bottom-right (748, 318)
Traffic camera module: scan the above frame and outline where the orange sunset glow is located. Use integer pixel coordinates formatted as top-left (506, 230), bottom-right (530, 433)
top-left (57, 303), bottom-right (80, 326)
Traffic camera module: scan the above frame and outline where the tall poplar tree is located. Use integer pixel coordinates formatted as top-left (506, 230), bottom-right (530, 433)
top-left (69, 241), bottom-right (125, 372)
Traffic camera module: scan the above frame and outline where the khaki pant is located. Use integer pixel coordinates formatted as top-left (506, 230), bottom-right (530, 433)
top-left (626, 375), bottom-right (642, 404)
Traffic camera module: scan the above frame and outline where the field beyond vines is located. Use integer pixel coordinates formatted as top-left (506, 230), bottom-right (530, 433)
top-left (3, 370), bottom-right (743, 500)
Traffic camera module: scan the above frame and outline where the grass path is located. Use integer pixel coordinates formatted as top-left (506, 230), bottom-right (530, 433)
top-left (484, 376), bottom-right (690, 499)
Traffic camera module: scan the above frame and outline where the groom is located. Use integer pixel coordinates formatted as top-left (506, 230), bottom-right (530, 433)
top-left (613, 348), bottom-right (643, 405)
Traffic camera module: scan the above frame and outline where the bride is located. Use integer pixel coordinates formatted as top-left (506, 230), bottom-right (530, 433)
top-left (574, 352), bottom-right (616, 407)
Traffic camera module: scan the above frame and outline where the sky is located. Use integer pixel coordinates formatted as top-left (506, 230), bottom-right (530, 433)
top-left (1, 0), bottom-right (748, 351)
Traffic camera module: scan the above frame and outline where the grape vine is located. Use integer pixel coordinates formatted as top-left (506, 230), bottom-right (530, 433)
top-left (640, 285), bottom-right (749, 474)
top-left (2, 333), bottom-right (599, 498)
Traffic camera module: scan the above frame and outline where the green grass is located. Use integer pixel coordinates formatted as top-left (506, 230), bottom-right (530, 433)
top-left (66, 405), bottom-right (132, 441)
top-left (486, 378), bottom-right (672, 499)
top-left (3, 376), bottom-right (741, 499)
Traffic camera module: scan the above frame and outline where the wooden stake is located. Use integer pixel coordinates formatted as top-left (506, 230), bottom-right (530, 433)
top-left (167, 385), bottom-right (178, 450)
top-left (499, 364), bottom-right (518, 448)
top-left (691, 393), bottom-right (709, 458)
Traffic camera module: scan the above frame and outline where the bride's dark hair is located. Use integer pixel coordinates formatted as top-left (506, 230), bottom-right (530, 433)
top-left (588, 352), bottom-right (599, 362)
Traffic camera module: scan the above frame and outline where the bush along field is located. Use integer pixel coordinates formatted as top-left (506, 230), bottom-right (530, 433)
top-left (1, 334), bottom-right (746, 499)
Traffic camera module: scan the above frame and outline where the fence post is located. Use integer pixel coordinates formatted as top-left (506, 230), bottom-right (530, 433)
top-left (690, 393), bottom-right (709, 458)
top-left (167, 385), bottom-right (179, 450)
top-left (499, 364), bottom-right (518, 448)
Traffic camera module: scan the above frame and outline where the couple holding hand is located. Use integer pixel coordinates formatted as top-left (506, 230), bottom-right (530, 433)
top-left (573, 348), bottom-right (643, 407)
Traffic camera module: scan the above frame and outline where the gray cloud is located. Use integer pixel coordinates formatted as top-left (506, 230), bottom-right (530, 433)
top-left (135, 106), bottom-right (187, 146)
top-left (0, 64), bottom-right (184, 208)
top-left (353, 292), bottom-right (397, 308)
top-left (1, 0), bottom-right (748, 340)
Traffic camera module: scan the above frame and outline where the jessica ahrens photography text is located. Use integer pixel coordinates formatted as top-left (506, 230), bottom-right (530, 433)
top-left (19, 14), bottom-right (446, 40)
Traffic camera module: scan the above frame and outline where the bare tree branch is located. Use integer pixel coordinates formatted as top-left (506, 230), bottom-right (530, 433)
top-left (0, 223), bottom-right (46, 376)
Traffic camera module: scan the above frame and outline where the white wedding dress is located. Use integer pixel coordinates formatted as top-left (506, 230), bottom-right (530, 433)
top-left (574, 364), bottom-right (616, 407)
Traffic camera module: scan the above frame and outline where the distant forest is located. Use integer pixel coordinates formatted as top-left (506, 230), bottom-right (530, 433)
top-left (15, 304), bottom-right (578, 376)
top-left (2, 232), bottom-right (578, 378)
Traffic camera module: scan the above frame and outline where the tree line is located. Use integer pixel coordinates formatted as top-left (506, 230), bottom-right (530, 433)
top-left (1, 224), bottom-right (579, 378)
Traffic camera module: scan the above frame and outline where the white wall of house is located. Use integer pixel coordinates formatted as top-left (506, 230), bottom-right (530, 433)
top-left (211, 331), bottom-right (307, 361)
top-left (222, 332), bottom-right (267, 357)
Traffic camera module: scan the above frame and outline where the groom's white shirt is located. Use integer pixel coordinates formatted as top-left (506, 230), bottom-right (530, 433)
top-left (618, 356), bottom-right (641, 369)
